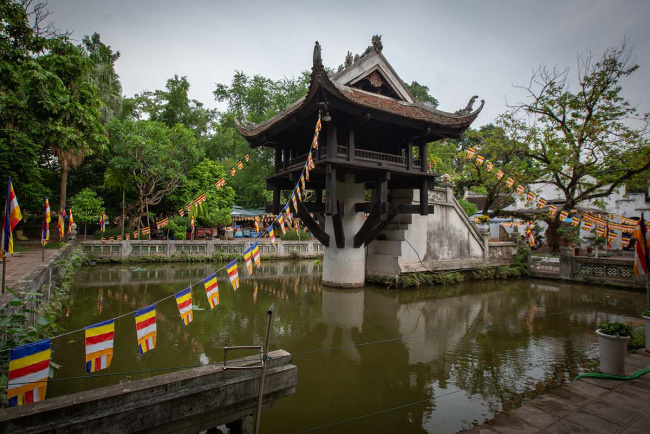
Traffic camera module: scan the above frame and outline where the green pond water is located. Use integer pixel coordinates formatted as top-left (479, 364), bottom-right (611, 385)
top-left (50, 261), bottom-right (645, 433)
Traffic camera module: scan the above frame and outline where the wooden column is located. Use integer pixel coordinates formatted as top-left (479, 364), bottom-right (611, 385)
top-left (327, 122), bottom-right (337, 160)
top-left (419, 139), bottom-right (427, 173)
top-left (272, 183), bottom-right (281, 215)
top-left (274, 147), bottom-right (282, 172)
top-left (348, 126), bottom-right (355, 162)
top-left (282, 146), bottom-right (288, 171)
top-left (378, 172), bottom-right (389, 220)
top-left (325, 163), bottom-right (337, 216)
top-left (420, 178), bottom-right (429, 216)
top-left (406, 142), bottom-right (413, 171)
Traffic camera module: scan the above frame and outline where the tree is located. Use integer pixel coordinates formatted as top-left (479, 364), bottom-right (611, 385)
top-left (171, 159), bottom-right (235, 228)
top-left (106, 120), bottom-right (202, 229)
top-left (455, 124), bottom-right (536, 215)
top-left (70, 188), bottom-right (104, 239)
top-left (505, 42), bottom-right (650, 249)
top-left (82, 32), bottom-right (123, 124)
top-left (405, 81), bottom-right (439, 108)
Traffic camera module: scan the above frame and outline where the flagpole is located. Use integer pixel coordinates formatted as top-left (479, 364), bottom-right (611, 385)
top-left (1, 257), bottom-right (5, 294)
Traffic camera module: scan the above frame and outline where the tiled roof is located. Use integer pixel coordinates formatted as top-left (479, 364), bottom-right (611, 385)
top-left (236, 64), bottom-right (483, 140)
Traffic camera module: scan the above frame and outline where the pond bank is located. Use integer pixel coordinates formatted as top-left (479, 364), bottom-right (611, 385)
top-left (463, 350), bottom-right (650, 434)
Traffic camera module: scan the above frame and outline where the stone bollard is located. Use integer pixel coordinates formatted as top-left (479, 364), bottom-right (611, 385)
top-left (559, 245), bottom-right (574, 279)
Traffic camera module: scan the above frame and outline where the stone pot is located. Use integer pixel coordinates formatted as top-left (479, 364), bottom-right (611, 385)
top-left (643, 316), bottom-right (650, 352)
top-left (596, 329), bottom-right (630, 376)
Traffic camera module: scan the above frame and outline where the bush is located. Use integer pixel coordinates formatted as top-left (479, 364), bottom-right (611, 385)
top-left (457, 198), bottom-right (478, 217)
top-left (281, 229), bottom-right (311, 241)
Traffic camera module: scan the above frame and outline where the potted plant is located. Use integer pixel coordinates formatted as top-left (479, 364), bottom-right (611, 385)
top-left (596, 321), bottom-right (633, 376)
top-left (641, 309), bottom-right (650, 353)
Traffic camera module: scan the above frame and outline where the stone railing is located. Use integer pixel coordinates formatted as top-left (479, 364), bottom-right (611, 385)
top-left (80, 239), bottom-right (324, 259)
top-left (529, 247), bottom-right (643, 288)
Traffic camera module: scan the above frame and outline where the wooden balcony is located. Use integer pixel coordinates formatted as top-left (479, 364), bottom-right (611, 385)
top-left (281, 145), bottom-right (427, 174)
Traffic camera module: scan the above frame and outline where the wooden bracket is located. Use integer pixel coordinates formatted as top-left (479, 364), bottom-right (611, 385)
top-left (296, 201), bottom-right (330, 247)
top-left (332, 200), bottom-right (345, 248)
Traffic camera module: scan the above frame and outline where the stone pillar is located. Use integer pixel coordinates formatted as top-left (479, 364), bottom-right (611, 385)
top-left (482, 229), bottom-right (490, 261)
top-left (559, 246), bottom-right (574, 279)
top-left (322, 173), bottom-right (366, 287)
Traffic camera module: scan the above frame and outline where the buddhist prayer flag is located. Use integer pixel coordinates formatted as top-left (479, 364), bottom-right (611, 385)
top-left (178, 208), bottom-right (185, 217)
top-left (245, 153), bottom-right (250, 162)
top-left (109, 236), bottom-right (114, 243)
top-left (252, 242), bottom-right (261, 268)
top-left (68, 209), bottom-right (74, 234)
top-left (537, 198), bottom-right (547, 208)
top-left (571, 217), bottom-right (581, 227)
top-left (237, 160), bottom-right (243, 170)
top-left (496, 170), bottom-right (505, 180)
top-left (132, 231), bottom-right (138, 239)
top-left (7, 339), bottom-right (51, 406)
top-left (515, 185), bottom-right (525, 195)
top-left (227, 260), bottom-right (239, 291)
top-left (85, 319), bottom-right (115, 373)
top-left (186, 203), bottom-right (192, 212)
top-left (596, 226), bottom-right (606, 237)
top-left (486, 161), bottom-right (494, 172)
top-left (191, 217), bottom-right (195, 237)
top-left (1, 177), bottom-right (22, 259)
top-left (156, 218), bottom-right (169, 229)
top-left (312, 115), bottom-right (322, 149)
top-left (116, 235), bottom-right (122, 241)
top-left (42, 197), bottom-right (51, 246)
top-left (506, 178), bottom-right (515, 188)
top-left (291, 193), bottom-right (298, 212)
top-left (141, 226), bottom-right (151, 235)
top-left (100, 212), bottom-right (106, 233)
top-left (254, 217), bottom-right (260, 233)
top-left (634, 214), bottom-right (649, 276)
top-left (526, 192), bottom-right (536, 202)
top-left (278, 214), bottom-right (286, 234)
top-left (244, 247), bottom-right (253, 275)
top-left (295, 221), bottom-right (300, 235)
top-left (582, 221), bottom-right (593, 231)
top-left (58, 207), bottom-right (65, 238)
top-left (216, 178), bottom-right (226, 189)
top-left (125, 233), bottom-right (130, 240)
top-left (548, 205), bottom-right (558, 217)
top-left (296, 185), bottom-right (301, 201)
top-left (203, 273), bottom-right (219, 309)
top-left (466, 148), bottom-right (476, 159)
top-left (307, 152), bottom-right (315, 170)
top-left (230, 167), bottom-right (236, 176)
top-left (175, 287), bottom-right (193, 326)
top-left (476, 155), bottom-right (485, 165)
top-left (101, 237), bottom-right (105, 244)
top-left (559, 211), bottom-right (569, 222)
top-left (526, 222), bottom-right (535, 247)
top-left (134, 304), bottom-right (157, 354)
top-left (269, 227), bottom-right (276, 246)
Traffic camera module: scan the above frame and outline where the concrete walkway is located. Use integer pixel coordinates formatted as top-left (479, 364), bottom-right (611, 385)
top-left (463, 351), bottom-right (650, 434)
top-left (1, 243), bottom-right (60, 291)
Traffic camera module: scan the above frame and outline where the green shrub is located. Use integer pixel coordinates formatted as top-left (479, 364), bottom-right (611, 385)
top-left (598, 321), bottom-right (633, 337)
top-left (280, 229), bottom-right (311, 241)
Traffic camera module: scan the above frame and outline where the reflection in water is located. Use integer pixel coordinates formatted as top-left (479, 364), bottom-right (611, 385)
top-left (51, 262), bottom-right (644, 433)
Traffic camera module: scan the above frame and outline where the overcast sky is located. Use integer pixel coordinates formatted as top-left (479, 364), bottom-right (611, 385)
top-left (46, 0), bottom-right (650, 127)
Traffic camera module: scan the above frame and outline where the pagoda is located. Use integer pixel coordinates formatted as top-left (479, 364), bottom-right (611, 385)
top-left (236, 36), bottom-right (483, 287)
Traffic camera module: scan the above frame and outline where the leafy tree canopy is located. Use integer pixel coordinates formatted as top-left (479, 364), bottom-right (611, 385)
top-left (405, 81), bottom-right (439, 108)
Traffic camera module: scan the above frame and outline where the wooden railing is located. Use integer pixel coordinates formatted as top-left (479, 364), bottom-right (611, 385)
top-left (355, 148), bottom-right (406, 166)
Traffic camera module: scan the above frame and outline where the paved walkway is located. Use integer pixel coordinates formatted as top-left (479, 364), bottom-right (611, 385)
top-left (1, 243), bottom-right (60, 291)
top-left (464, 351), bottom-right (650, 434)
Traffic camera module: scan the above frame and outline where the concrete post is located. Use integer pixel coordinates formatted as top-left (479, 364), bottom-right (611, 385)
top-left (323, 173), bottom-right (366, 287)
top-left (559, 246), bottom-right (574, 279)
top-left (482, 229), bottom-right (490, 261)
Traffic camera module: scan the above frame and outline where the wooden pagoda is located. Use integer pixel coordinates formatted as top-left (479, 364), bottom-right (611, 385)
top-left (236, 36), bottom-right (483, 286)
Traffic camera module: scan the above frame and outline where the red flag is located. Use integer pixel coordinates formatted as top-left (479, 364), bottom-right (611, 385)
top-left (634, 214), bottom-right (649, 276)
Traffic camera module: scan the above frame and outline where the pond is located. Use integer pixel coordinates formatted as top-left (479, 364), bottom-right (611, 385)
top-left (50, 261), bottom-right (644, 433)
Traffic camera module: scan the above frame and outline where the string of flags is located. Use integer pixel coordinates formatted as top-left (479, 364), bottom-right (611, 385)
top-left (3, 114), bottom-right (324, 407)
top-left (464, 147), bottom-right (648, 242)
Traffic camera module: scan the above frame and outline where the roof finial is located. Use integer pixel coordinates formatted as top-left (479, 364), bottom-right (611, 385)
top-left (313, 41), bottom-right (322, 67)
top-left (455, 96), bottom-right (480, 116)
